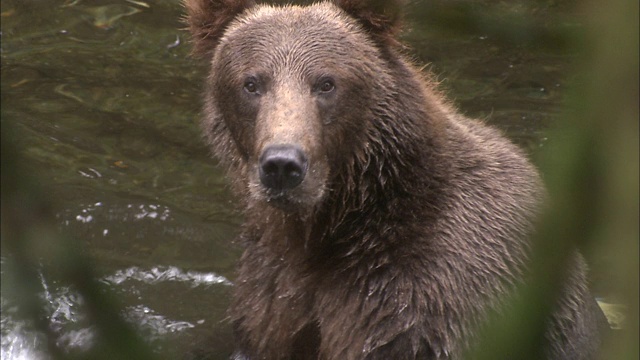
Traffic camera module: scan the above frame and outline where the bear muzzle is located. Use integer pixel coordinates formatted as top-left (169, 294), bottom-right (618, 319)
top-left (258, 144), bottom-right (308, 192)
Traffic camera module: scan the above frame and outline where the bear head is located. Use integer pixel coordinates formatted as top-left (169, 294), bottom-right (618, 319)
top-left (184, 0), bottom-right (439, 216)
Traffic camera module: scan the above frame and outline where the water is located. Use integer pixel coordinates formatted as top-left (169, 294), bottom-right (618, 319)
top-left (1, 1), bottom-right (572, 359)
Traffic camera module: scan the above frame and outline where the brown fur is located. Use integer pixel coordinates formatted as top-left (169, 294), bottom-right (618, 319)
top-left (335, 0), bottom-right (406, 46)
top-left (184, 1), bottom-right (607, 359)
top-left (183, 0), bottom-right (256, 57)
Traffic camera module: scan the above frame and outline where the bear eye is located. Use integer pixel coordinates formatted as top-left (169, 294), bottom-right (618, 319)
top-left (317, 78), bottom-right (335, 93)
top-left (244, 78), bottom-right (259, 94)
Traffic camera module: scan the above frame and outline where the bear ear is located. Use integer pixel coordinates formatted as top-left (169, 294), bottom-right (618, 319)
top-left (183, 0), bottom-right (256, 57)
top-left (334, 0), bottom-right (406, 46)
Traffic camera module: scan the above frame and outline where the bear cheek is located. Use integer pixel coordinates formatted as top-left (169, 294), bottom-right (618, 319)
top-left (227, 110), bottom-right (256, 160)
top-left (213, 85), bottom-right (258, 162)
top-left (321, 98), bottom-right (370, 169)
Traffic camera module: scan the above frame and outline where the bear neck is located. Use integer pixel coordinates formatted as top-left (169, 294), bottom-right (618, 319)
top-left (321, 126), bottom-right (449, 250)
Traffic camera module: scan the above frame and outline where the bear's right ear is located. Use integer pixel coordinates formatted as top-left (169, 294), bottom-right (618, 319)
top-left (183, 0), bottom-right (256, 57)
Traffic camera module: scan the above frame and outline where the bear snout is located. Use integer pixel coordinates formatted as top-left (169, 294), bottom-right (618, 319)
top-left (259, 144), bottom-right (308, 191)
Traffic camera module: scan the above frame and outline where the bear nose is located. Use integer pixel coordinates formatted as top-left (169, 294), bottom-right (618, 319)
top-left (259, 145), bottom-right (308, 191)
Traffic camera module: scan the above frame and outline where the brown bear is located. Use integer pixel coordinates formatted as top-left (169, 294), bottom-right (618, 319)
top-left (184, 0), bottom-right (607, 359)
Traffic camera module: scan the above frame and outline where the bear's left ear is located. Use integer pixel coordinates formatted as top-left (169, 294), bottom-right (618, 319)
top-left (334, 0), bottom-right (406, 46)
top-left (183, 0), bottom-right (256, 57)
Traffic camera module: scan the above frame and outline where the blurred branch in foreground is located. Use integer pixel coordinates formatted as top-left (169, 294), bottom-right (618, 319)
top-left (1, 125), bottom-right (160, 360)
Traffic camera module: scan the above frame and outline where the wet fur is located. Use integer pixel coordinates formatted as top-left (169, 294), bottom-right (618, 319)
top-left (184, 1), bottom-right (606, 359)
